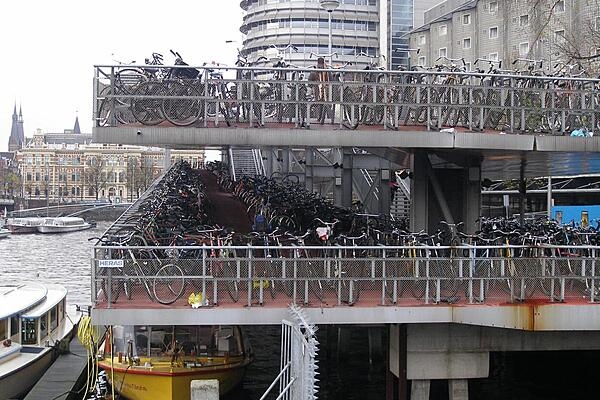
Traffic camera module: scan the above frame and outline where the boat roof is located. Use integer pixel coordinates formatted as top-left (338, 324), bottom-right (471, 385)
top-left (52, 217), bottom-right (85, 223)
top-left (21, 284), bottom-right (68, 319)
top-left (0, 283), bottom-right (48, 319)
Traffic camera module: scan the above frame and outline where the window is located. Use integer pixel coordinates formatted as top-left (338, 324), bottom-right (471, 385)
top-left (489, 1), bottom-right (498, 13)
top-left (439, 48), bottom-right (447, 58)
top-left (419, 35), bottom-right (426, 45)
top-left (464, 62), bottom-right (471, 71)
top-left (463, 14), bottom-right (471, 25)
top-left (555, 29), bottom-right (565, 41)
top-left (439, 24), bottom-right (447, 36)
top-left (554, 0), bottom-right (565, 13)
top-left (418, 56), bottom-right (426, 66)
top-left (463, 38), bottom-right (472, 49)
top-left (520, 14), bottom-right (529, 26)
top-left (489, 53), bottom-right (499, 61)
top-left (489, 26), bottom-right (498, 39)
top-left (519, 42), bottom-right (529, 56)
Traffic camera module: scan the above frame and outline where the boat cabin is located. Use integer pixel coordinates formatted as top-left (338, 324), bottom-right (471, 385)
top-left (0, 284), bottom-right (67, 348)
top-left (106, 325), bottom-right (246, 360)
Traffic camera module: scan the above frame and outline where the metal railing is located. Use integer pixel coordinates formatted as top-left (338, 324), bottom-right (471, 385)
top-left (92, 243), bottom-right (600, 307)
top-left (93, 64), bottom-right (600, 135)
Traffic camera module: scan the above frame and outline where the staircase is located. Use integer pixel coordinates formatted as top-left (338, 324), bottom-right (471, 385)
top-left (228, 148), bottom-right (264, 181)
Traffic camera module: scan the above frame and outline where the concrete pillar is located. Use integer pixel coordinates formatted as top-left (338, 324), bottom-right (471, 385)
top-left (304, 147), bottom-right (314, 193)
top-left (341, 148), bottom-right (353, 208)
top-left (191, 379), bottom-right (219, 400)
top-left (449, 379), bottom-right (469, 400)
top-left (337, 326), bottom-right (352, 361)
top-left (261, 147), bottom-right (272, 177)
top-left (282, 148), bottom-right (290, 174)
top-left (411, 380), bottom-right (431, 400)
top-left (388, 324), bottom-right (408, 400)
top-left (379, 169), bottom-right (391, 217)
top-left (410, 151), bottom-right (429, 232)
top-left (463, 166), bottom-right (481, 235)
top-left (163, 148), bottom-right (171, 170)
top-left (368, 326), bottom-right (383, 364)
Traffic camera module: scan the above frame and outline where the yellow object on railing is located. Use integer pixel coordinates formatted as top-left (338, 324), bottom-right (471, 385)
top-left (188, 292), bottom-right (206, 308)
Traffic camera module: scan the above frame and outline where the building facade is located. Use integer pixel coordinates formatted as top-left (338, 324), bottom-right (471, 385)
top-left (16, 130), bottom-right (205, 205)
top-left (238, 0), bottom-right (441, 69)
top-left (386, 0), bottom-right (440, 68)
top-left (240, 0), bottom-right (381, 68)
top-left (409, 0), bottom-right (600, 70)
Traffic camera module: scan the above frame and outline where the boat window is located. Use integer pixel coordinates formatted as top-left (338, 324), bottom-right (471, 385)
top-left (40, 314), bottom-right (48, 340)
top-left (10, 315), bottom-right (19, 337)
top-left (134, 325), bottom-right (150, 357)
top-left (59, 299), bottom-right (65, 322)
top-left (22, 318), bottom-right (37, 344)
top-left (0, 319), bottom-right (6, 341)
top-left (50, 306), bottom-right (58, 330)
top-left (148, 325), bottom-right (174, 356)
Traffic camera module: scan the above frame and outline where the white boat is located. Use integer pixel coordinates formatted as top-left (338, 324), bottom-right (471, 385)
top-left (4, 217), bottom-right (44, 234)
top-left (36, 217), bottom-right (92, 234)
top-left (0, 283), bottom-right (82, 400)
top-left (0, 228), bottom-right (9, 239)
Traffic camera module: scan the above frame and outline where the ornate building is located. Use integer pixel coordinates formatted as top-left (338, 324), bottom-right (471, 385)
top-left (16, 124), bottom-right (204, 204)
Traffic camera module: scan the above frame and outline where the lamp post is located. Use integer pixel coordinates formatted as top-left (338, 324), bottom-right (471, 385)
top-left (320, 0), bottom-right (340, 66)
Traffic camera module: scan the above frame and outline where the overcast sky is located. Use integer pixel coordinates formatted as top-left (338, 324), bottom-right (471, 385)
top-left (0, 1), bottom-right (245, 151)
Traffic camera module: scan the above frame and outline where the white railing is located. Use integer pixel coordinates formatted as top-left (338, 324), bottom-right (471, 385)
top-left (92, 244), bottom-right (600, 307)
top-left (94, 64), bottom-right (600, 135)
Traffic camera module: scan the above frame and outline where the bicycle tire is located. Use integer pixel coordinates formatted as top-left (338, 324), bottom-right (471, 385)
top-left (153, 264), bottom-right (185, 305)
top-left (163, 81), bottom-right (202, 126)
top-left (131, 81), bottom-right (166, 126)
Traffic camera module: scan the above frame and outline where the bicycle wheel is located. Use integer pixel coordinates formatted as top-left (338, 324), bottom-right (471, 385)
top-left (163, 81), bottom-right (202, 126)
top-left (100, 267), bottom-right (123, 303)
top-left (223, 259), bottom-right (240, 303)
top-left (131, 81), bottom-right (166, 125)
top-left (153, 264), bottom-right (185, 305)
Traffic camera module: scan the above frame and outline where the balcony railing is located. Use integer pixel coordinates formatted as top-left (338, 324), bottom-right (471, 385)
top-left (93, 64), bottom-right (600, 135)
top-left (92, 243), bottom-right (600, 308)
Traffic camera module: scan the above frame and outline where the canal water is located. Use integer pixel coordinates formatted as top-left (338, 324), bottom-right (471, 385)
top-left (1, 221), bottom-right (598, 400)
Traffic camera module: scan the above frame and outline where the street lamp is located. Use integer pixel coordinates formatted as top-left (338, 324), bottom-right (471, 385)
top-left (320, 0), bottom-right (340, 66)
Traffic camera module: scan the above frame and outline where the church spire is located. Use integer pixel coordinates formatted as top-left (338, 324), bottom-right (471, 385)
top-left (9, 104), bottom-right (20, 151)
top-left (73, 115), bottom-right (81, 134)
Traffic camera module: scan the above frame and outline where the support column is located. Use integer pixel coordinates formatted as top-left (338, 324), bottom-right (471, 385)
top-left (379, 169), bottom-right (391, 217)
top-left (341, 148), bottom-right (353, 208)
top-left (411, 380), bottom-right (431, 400)
top-left (449, 379), bottom-right (469, 400)
top-left (388, 324), bottom-right (408, 400)
top-left (463, 166), bottom-right (481, 235)
top-left (304, 147), bottom-right (314, 193)
top-left (410, 151), bottom-right (429, 232)
top-left (518, 159), bottom-right (526, 226)
top-left (163, 148), bottom-right (171, 170)
top-left (368, 326), bottom-right (383, 364)
top-left (336, 326), bottom-right (351, 361)
top-left (282, 148), bottom-right (290, 175)
top-left (261, 147), bottom-right (272, 177)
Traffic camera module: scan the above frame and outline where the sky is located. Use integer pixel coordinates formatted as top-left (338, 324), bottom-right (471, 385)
top-left (0, 1), bottom-right (245, 152)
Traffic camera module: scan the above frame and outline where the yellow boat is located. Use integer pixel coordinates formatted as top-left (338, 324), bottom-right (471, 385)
top-left (97, 325), bottom-right (252, 400)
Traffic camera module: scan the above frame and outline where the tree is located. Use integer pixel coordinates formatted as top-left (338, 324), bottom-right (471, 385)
top-left (0, 171), bottom-right (21, 197)
top-left (84, 156), bottom-right (110, 200)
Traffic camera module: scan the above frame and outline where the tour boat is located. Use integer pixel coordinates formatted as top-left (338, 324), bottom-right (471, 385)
top-left (4, 217), bottom-right (44, 234)
top-left (97, 324), bottom-right (253, 400)
top-left (0, 228), bottom-right (9, 239)
top-left (36, 216), bottom-right (93, 233)
top-left (0, 283), bottom-right (82, 400)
